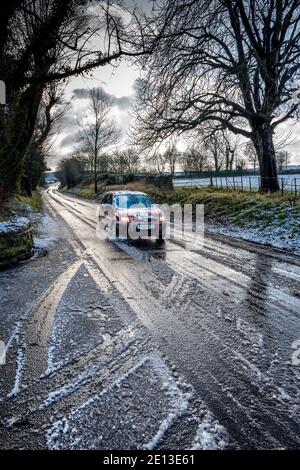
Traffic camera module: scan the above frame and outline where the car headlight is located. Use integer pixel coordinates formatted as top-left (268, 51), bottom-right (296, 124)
top-left (120, 216), bottom-right (131, 223)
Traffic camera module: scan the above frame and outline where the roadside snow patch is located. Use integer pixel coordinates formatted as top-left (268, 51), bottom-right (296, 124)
top-left (34, 213), bottom-right (58, 250)
top-left (0, 217), bottom-right (30, 235)
top-left (206, 218), bottom-right (300, 254)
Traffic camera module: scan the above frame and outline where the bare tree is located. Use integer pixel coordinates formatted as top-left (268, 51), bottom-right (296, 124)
top-left (135, 0), bottom-right (300, 192)
top-left (236, 157), bottom-right (247, 172)
top-left (77, 142), bottom-right (97, 174)
top-left (34, 82), bottom-right (70, 150)
top-left (109, 151), bottom-right (126, 174)
top-left (276, 151), bottom-right (290, 172)
top-left (120, 147), bottom-right (140, 174)
top-left (163, 140), bottom-right (180, 175)
top-left (206, 135), bottom-right (224, 172)
top-left (58, 156), bottom-right (85, 189)
top-left (0, 0), bottom-right (163, 197)
top-left (22, 81), bottom-right (70, 195)
top-left (0, 0), bottom-right (82, 196)
top-left (108, 148), bottom-right (140, 174)
top-left (222, 131), bottom-right (239, 172)
top-left (187, 126), bottom-right (238, 173)
top-left (147, 152), bottom-right (167, 175)
top-left (181, 146), bottom-right (208, 174)
top-left (79, 88), bottom-right (119, 193)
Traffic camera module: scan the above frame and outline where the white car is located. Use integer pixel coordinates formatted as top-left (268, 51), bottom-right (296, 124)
top-left (98, 190), bottom-right (166, 242)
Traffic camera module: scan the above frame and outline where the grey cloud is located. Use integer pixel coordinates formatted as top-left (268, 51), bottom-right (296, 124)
top-left (71, 88), bottom-right (92, 99)
top-left (59, 107), bottom-right (87, 132)
top-left (115, 95), bottom-right (131, 110)
top-left (60, 115), bottom-right (77, 131)
top-left (71, 86), bottom-right (132, 110)
top-left (60, 132), bottom-right (82, 148)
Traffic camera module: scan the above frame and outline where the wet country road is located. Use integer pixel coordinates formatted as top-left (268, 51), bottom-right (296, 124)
top-left (0, 187), bottom-right (299, 450)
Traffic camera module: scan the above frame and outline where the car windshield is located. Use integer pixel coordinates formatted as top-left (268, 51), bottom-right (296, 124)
top-left (114, 194), bottom-right (154, 209)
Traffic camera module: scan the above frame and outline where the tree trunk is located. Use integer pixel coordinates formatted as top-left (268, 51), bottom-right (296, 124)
top-left (213, 148), bottom-right (218, 172)
top-left (0, 81), bottom-right (44, 196)
top-left (94, 168), bottom-right (97, 193)
top-left (229, 150), bottom-right (234, 172)
top-left (225, 147), bottom-right (230, 171)
top-left (94, 156), bottom-right (98, 194)
top-left (251, 122), bottom-right (279, 193)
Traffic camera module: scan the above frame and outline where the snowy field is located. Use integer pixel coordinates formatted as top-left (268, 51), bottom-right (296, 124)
top-left (173, 173), bottom-right (300, 192)
top-left (206, 219), bottom-right (300, 255)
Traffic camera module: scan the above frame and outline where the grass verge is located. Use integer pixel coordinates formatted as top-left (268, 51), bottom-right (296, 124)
top-left (13, 191), bottom-right (43, 212)
top-left (0, 191), bottom-right (42, 221)
top-left (61, 182), bottom-right (107, 200)
top-left (106, 183), bottom-right (300, 233)
top-left (62, 180), bottom-right (300, 234)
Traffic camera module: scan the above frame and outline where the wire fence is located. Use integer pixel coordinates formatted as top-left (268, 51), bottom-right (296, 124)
top-left (173, 175), bottom-right (300, 197)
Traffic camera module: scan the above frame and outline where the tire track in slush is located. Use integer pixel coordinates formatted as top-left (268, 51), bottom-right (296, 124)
top-left (0, 192), bottom-right (201, 450)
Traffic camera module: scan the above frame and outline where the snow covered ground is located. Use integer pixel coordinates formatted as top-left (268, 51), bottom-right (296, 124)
top-left (0, 216), bottom-right (31, 235)
top-left (46, 353), bottom-right (193, 450)
top-left (206, 215), bottom-right (300, 255)
top-left (32, 212), bottom-right (59, 251)
top-left (174, 173), bottom-right (300, 192)
top-left (1, 187), bottom-right (299, 450)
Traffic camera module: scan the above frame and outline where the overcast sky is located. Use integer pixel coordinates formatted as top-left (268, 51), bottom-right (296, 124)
top-left (49, 60), bottom-right (300, 170)
top-left (49, 59), bottom-right (140, 168)
top-left (48, 1), bottom-right (300, 170)
top-left (48, 0), bottom-right (150, 169)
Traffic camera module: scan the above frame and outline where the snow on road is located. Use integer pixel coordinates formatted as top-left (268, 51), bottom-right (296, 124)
top-left (46, 353), bottom-right (192, 450)
top-left (33, 212), bottom-right (58, 251)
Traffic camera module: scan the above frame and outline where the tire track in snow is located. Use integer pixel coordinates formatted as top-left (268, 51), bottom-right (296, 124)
top-left (43, 189), bottom-right (300, 449)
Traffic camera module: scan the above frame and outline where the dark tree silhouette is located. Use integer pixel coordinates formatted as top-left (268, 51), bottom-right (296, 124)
top-left (21, 81), bottom-right (69, 195)
top-left (0, 0), bottom-right (160, 198)
top-left (58, 156), bottom-right (85, 189)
